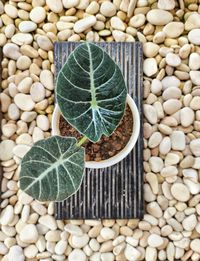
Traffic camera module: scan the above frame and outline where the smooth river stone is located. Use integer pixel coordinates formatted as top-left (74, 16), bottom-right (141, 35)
top-left (14, 94), bottom-right (35, 111)
top-left (146, 9), bottom-right (173, 25)
top-left (171, 131), bottom-right (186, 151)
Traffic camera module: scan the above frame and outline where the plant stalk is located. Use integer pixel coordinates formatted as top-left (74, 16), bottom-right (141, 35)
top-left (77, 136), bottom-right (88, 147)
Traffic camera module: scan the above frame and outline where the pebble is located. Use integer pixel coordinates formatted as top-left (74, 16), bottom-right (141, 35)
top-left (166, 53), bottom-right (181, 67)
top-left (124, 244), bottom-right (141, 261)
top-left (71, 234), bottom-right (89, 248)
top-left (13, 144), bottom-right (31, 158)
top-left (145, 246), bottom-right (157, 261)
top-left (19, 21), bottom-right (37, 33)
top-left (62, 0), bottom-right (79, 8)
top-left (111, 17), bottom-right (125, 31)
top-left (8, 246), bottom-right (25, 261)
top-left (24, 245), bottom-right (38, 259)
top-left (190, 239), bottom-right (200, 254)
top-left (32, 127), bottom-right (44, 142)
top-left (159, 137), bottom-right (171, 155)
top-left (39, 215), bottom-right (57, 230)
top-left (149, 157), bottom-right (164, 173)
top-left (68, 249), bottom-right (86, 261)
top-left (14, 94), bottom-right (35, 111)
top-left (3, 43), bottom-right (21, 60)
top-left (163, 22), bottom-right (184, 38)
top-left (171, 183), bottom-right (190, 202)
top-left (180, 107), bottom-right (194, 127)
top-left (189, 53), bottom-right (200, 70)
top-left (30, 83), bottom-right (46, 102)
top-left (74, 16), bottom-right (96, 33)
top-left (161, 166), bottom-right (178, 177)
top-left (100, 2), bottom-right (116, 17)
top-left (190, 139), bottom-right (200, 157)
top-left (185, 13), bottom-right (200, 31)
top-left (148, 132), bottom-right (162, 148)
top-left (0, 140), bottom-right (15, 161)
top-left (36, 115), bottom-right (50, 131)
top-left (11, 33), bottom-right (33, 46)
top-left (55, 240), bottom-right (68, 255)
top-left (143, 104), bottom-right (158, 124)
top-left (143, 58), bottom-right (158, 77)
top-left (146, 9), bottom-right (173, 25)
top-left (190, 97), bottom-right (200, 110)
top-left (46, 0), bottom-right (63, 13)
top-left (161, 76), bottom-right (180, 90)
top-left (19, 224), bottom-right (38, 243)
top-left (189, 71), bottom-right (200, 86)
top-left (2, 123), bottom-right (17, 138)
top-left (188, 29), bottom-right (200, 45)
top-left (143, 43), bottom-right (159, 58)
top-left (64, 224), bottom-right (83, 236)
top-left (100, 227), bottom-right (115, 240)
top-left (30, 7), bottom-right (46, 23)
top-left (158, 0), bottom-right (175, 10)
top-left (147, 234), bottom-right (164, 248)
top-left (21, 111), bottom-right (37, 123)
top-left (0, 205), bottom-right (14, 226)
top-left (162, 87), bottom-right (181, 101)
top-left (16, 56), bottom-right (31, 70)
top-left (182, 214), bottom-right (197, 231)
top-left (130, 14), bottom-right (145, 28)
top-left (40, 70), bottom-right (54, 90)
top-left (37, 35), bottom-right (53, 51)
top-left (171, 131), bottom-right (186, 151)
top-left (163, 99), bottom-right (182, 115)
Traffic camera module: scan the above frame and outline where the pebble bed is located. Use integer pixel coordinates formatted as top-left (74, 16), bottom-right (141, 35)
top-left (0, 0), bottom-right (200, 260)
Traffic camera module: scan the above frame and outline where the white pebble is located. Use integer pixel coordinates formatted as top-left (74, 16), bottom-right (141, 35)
top-left (146, 9), bottom-right (173, 25)
top-left (14, 94), bottom-right (35, 111)
top-left (166, 53), bottom-right (181, 67)
top-left (0, 205), bottom-right (14, 226)
top-left (124, 244), bottom-right (141, 261)
top-left (171, 183), bottom-right (190, 202)
top-left (68, 249), bottom-right (86, 261)
top-left (190, 139), bottom-right (200, 157)
top-left (143, 58), bottom-right (158, 77)
top-left (19, 224), bottom-right (38, 243)
top-left (8, 246), bottom-right (25, 261)
top-left (171, 131), bottom-right (186, 151)
top-left (188, 29), bottom-right (200, 45)
top-left (0, 140), bottom-right (15, 161)
top-left (148, 234), bottom-right (164, 248)
top-left (74, 16), bottom-right (96, 33)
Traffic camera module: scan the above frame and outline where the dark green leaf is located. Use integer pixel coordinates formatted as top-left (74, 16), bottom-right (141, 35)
top-left (56, 42), bottom-right (127, 143)
top-left (20, 136), bottom-right (85, 202)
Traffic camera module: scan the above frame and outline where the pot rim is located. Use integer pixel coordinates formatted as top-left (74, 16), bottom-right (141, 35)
top-left (52, 94), bottom-right (140, 169)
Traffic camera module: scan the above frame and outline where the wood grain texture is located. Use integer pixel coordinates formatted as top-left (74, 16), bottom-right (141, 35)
top-left (54, 42), bottom-right (144, 219)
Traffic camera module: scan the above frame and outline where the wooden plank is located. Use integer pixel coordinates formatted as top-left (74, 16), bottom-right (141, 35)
top-left (54, 42), bottom-right (144, 219)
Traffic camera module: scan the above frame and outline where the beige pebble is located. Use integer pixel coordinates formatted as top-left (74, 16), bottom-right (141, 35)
top-left (36, 115), bottom-right (50, 131)
top-left (190, 139), bottom-right (200, 157)
top-left (166, 53), bottom-right (181, 67)
top-left (143, 104), bottom-right (158, 124)
top-left (20, 224), bottom-right (38, 244)
top-left (19, 21), bottom-right (37, 33)
top-left (40, 70), bottom-right (54, 90)
top-left (185, 13), bottom-right (200, 31)
top-left (189, 71), bottom-right (200, 86)
top-left (30, 7), bottom-right (46, 23)
top-left (46, 0), bottom-right (63, 13)
top-left (0, 140), bottom-right (15, 161)
top-left (0, 205), bottom-right (14, 226)
top-left (130, 14), bottom-right (145, 28)
top-left (111, 17), bottom-right (125, 31)
top-left (30, 82), bottom-right (46, 102)
top-left (32, 127), bottom-right (44, 143)
top-left (37, 35), bottom-right (53, 51)
top-left (189, 53), bottom-right (200, 70)
top-left (171, 131), bottom-right (185, 151)
top-left (124, 244), bottom-right (141, 261)
top-left (18, 77), bottom-right (33, 94)
top-left (39, 215), bottom-right (57, 230)
top-left (146, 9), bottom-right (173, 26)
top-left (74, 16), bottom-right (96, 33)
top-left (162, 87), bottom-right (181, 101)
top-left (190, 239), bottom-right (200, 254)
top-left (161, 76), bottom-right (180, 90)
top-left (68, 249), bottom-right (86, 261)
top-left (62, 0), bottom-right (79, 8)
top-left (143, 58), bottom-right (158, 77)
top-left (148, 234), bottom-right (164, 248)
top-left (14, 94), bottom-right (35, 111)
top-left (163, 22), bottom-right (184, 38)
top-left (13, 144), bottom-right (31, 158)
top-left (163, 99), bottom-right (182, 115)
top-left (70, 234), bottom-right (89, 248)
top-left (149, 157), bottom-right (163, 173)
top-left (65, 224), bottom-right (83, 236)
top-left (100, 2), bottom-right (116, 17)
top-left (11, 33), bottom-right (33, 46)
top-left (190, 96), bottom-right (200, 110)
top-left (3, 43), bottom-right (21, 60)
top-left (171, 183), bottom-right (190, 202)
top-left (24, 245), bottom-right (38, 259)
top-left (180, 107), bottom-right (194, 127)
top-left (8, 104), bottom-right (20, 120)
top-left (100, 227), bottom-right (115, 240)
top-left (143, 43), bottom-right (159, 58)
top-left (2, 123), bottom-right (17, 138)
top-left (16, 133), bottom-right (32, 145)
top-left (16, 56), bottom-right (31, 70)
top-left (21, 111), bottom-right (37, 123)
top-left (8, 246), bottom-right (25, 261)
top-left (158, 0), bottom-right (175, 10)
top-left (188, 29), bottom-right (200, 45)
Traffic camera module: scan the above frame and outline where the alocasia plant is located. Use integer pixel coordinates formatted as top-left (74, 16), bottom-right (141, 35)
top-left (20, 42), bottom-right (127, 201)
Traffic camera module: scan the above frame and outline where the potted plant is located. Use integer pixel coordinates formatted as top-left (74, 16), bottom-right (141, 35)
top-left (19, 42), bottom-right (140, 202)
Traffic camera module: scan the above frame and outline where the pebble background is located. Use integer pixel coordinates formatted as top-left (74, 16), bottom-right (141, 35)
top-left (0, 0), bottom-right (200, 260)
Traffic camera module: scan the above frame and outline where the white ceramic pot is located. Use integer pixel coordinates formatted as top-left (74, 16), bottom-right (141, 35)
top-left (52, 94), bottom-right (140, 169)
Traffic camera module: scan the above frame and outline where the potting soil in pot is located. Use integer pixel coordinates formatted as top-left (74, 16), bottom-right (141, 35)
top-left (59, 105), bottom-right (133, 161)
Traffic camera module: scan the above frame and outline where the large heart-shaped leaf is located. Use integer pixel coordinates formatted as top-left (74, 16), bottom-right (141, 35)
top-left (19, 136), bottom-right (84, 202)
top-left (56, 42), bottom-right (127, 143)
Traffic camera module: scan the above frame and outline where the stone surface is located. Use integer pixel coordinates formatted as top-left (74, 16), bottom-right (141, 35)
top-left (146, 9), bottom-right (173, 25)
top-left (171, 183), bottom-right (190, 202)
top-left (19, 224), bottom-right (39, 243)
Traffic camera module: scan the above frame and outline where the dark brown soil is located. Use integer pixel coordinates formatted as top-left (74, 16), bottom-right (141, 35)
top-left (59, 106), bottom-right (133, 161)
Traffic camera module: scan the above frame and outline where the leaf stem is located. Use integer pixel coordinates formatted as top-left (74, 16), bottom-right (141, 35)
top-left (77, 136), bottom-right (88, 147)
